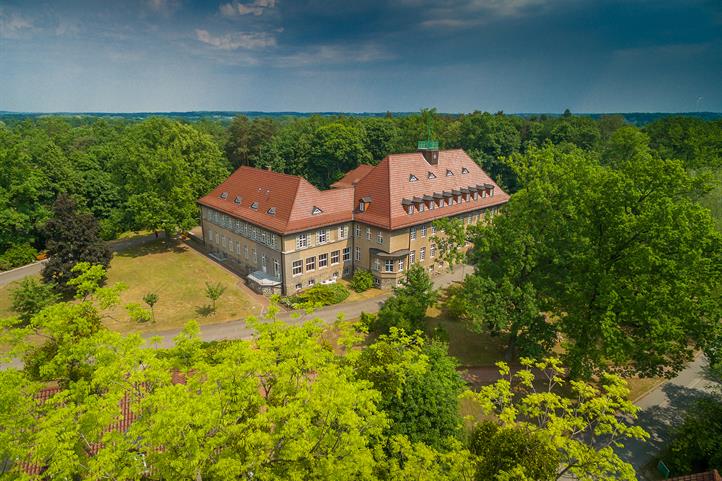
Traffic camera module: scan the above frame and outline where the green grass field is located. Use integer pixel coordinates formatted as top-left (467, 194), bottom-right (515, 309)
top-left (0, 240), bottom-right (260, 335)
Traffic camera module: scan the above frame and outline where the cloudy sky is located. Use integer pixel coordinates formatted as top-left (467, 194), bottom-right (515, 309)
top-left (1, 0), bottom-right (721, 113)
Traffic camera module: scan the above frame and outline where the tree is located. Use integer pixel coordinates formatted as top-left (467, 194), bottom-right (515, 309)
top-left (664, 395), bottom-right (722, 476)
top-left (143, 292), bottom-right (159, 322)
top-left (350, 269), bottom-right (375, 292)
top-left (10, 277), bottom-right (60, 323)
top-left (42, 193), bottom-right (111, 295)
top-left (469, 421), bottom-right (560, 481)
top-left (224, 116), bottom-right (277, 168)
top-left (204, 281), bottom-right (226, 312)
top-left (466, 358), bottom-right (648, 481)
top-left (467, 143), bottom-right (722, 378)
top-left (374, 264), bottom-right (437, 334)
top-left (355, 329), bottom-right (465, 449)
top-left (432, 217), bottom-right (467, 273)
top-left (307, 122), bottom-right (372, 188)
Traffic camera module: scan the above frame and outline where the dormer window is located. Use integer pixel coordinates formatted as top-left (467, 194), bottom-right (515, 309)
top-left (311, 206), bottom-right (323, 215)
top-left (409, 174), bottom-right (418, 182)
top-left (220, 191), bottom-right (229, 199)
top-left (427, 172), bottom-right (436, 180)
top-left (250, 201), bottom-right (259, 210)
top-left (267, 207), bottom-right (276, 216)
top-left (461, 167), bottom-right (470, 174)
top-left (446, 169), bottom-right (454, 177)
top-left (359, 196), bottom-right (372, 213)
top-left (234, 196), bottom-right (242, 204)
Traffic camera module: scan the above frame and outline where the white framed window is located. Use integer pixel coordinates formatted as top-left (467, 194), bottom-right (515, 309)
top-left (384, 259), bottom-right (394, 272)
top-left (317, 229), bottom-right (328, 244)
top-left (420, 247), bottom-right (426, 261)
top-left (366, 227), bottom-right (371, 240)
top-left (421, 225), bottom-right (427, 237)
top-left (399, 259), bottom-right (404, 272)
top-left (273, 259), bottom-right (280, 278)
top-left (261, 254), bottom-right (267, 271)
top-left (252, 248), bottom-right (257, 264)
top-left (306, 256), bottom-right (316, 271)
top-left (222, 236), bottom-right (227, 248)
top-left (354, 225), bottom-right (360, 238)
top-left (373, 258), bottom-right (380, 271)
top-left (343, 247), bottom-right (351, 262)
top-left (235, 240), bottom-right (240, 255)
top-left (319, 253), bottom-right (328, 268)
top-left (292, 260), bottom-right (303, 276)
top-left (406, 205), bottom-right (413, 215)
top-left (376, 231), bottom-right (383, 244)
top-left (295, 283), bottom-right (302, 290)
top-left (410, 227), bottom-right (416, 240)
top-left (331, 250), bottom-right (340, 265)
top-left (244, 245), bottom-right (249, 260)
top-left (431, 225), bottom-right (436, 234)
top-left (355, 247), bottom-right (361, 261)
top-left (308, 279), bottom-right (315, 287)
top-left (297, 233), bottom-right (308, 249)
top-left (430, 245), bottom-right (436, 257)
top-left (339, 225), bottom-right (348, 239)
top-left (418, 203), bottom-right (425, 212)
top-left (409, 250), bottom-right (415, 263)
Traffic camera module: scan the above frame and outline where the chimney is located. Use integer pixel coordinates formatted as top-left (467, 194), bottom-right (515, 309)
top-left (417, 140), bottom-right (439, 165)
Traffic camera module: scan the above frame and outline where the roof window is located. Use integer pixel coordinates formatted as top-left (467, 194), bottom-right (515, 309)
top-left (409, 174), bottom-right (418, 182)
top-left (446, 169), bottom-right (454, 177)
top-left (267, 207), bottom-right (276, 216)
top-left (220, 191), bottom-right (229, 199)
top-left (234, 196), bottom-right (242, 204)
top-left (311, 206), bottom-right (323, 215)
top-left (427, 172), bottom-right (436, 180)
top-left (461, 167), bottom-right (470, 174)
top-left (250, 201), bottom-right (259, 210)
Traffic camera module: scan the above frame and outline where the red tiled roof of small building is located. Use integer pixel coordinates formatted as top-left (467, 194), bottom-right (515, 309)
top-left (330, 163), bottom-right (375, 189)
top-left (668, 470), bottom-right (722, 481)
top-left (353, 149), bottom-right (510, 230)
top-left (198, 167), bottom-right (355, 235)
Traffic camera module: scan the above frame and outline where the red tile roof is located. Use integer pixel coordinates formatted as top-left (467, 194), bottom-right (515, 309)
top-left (669, 471), bottom-right (722, 481)
top-left (199, 150), bottom-right (509, 234)
top-left (353, 149), bottom-right (510, 230)
top-left (330, 163), bottom-right (375, 189)
top-left (198, 167), bottom-right (354, 235)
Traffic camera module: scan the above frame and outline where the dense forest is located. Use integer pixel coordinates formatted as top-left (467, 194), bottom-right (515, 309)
top-left (1, 110), bottom-right (720, 271)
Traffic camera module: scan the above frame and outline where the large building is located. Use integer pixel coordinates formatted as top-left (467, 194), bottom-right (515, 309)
top-left (198, 145), bottom-right (509, 295)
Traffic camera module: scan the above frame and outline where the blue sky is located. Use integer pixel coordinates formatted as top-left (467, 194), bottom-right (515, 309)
top-left (1, 0), bottom-right (721, 113)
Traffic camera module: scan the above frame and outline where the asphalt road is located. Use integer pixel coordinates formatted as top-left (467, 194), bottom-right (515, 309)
top-left (0, 261), bottom-right (46, 287)
top-left (616, 354), bottom-right (719, 479)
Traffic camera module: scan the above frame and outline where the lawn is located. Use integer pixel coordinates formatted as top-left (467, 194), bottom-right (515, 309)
top-left (0, 281), bottom-right (17, 320)
top-left (103, 240), bottom-right (259, 334)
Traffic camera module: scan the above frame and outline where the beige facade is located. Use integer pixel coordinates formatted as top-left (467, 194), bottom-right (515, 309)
top-left (200, 203), bottom-right (500, 295)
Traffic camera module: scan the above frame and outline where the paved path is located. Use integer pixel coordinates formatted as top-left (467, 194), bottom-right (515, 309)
top-left (0, 260), bottom-right (47, 287)
top-left (616, 354), bottom-right (720, 479)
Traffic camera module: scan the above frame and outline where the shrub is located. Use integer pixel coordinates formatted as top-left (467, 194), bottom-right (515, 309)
top-left (350, 269), bottom-right (374, 292)
top-left (11, 277), bottom-right (60, 323)
top-left (0, 244), bottom-right (39, 271)
top-left (281, 283), bottom-right (350, 309)
top-left (126, 303), bottom-right (152, 323)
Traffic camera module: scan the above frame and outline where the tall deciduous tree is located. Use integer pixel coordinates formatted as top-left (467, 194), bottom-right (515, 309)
top-left (432, 217), bottom-right (467, 273)
top-left (373, 264), bottom-right (437, 334)
top-left (463, 142), bottom-right (722, 378)
top-left (42, 194), bottom-right (111, 294)
top-left (467, 358), bottom-right (648, 481)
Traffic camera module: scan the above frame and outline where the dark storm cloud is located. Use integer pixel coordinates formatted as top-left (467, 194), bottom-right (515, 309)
top-left (0, 0), bottom-right (720, 112)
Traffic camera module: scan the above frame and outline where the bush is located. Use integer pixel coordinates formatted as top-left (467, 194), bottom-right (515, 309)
top-left (350, 269), bottom-right (374, 292)
top-left (126, 303), bottom-right (152, 323)
top-left (11, 277), bottom-right (60, 323)
top-left (281, 283), bottom-right (350, 309)
top-left (0, 244), bottom-right (39, 271)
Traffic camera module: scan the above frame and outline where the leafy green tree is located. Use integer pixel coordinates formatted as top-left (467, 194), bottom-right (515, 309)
top-left (0, 244), bottom-right (38, 271)
top-left (350, 269), bottom-right (375, 292)
top-left (42, 193), bottom-right (111, 294)
top-left (432, 217), bottom-right (467, 272)
top-left (468, 143), bottom-right (722, 378)
top-left (204, 281), bottom-right (226, 312)
top-left (307, 122), bottom-right (372, 188)
top-left (10, 277), bottom-right (60, 323)
top-left (362, 117), bottom-right (401, 162)
top-left (467, 358), bottom-right (648, 481)
top-left (374, 264), bottom-right (437, 334)
top-left (143, 292), bottom-right (159, 322)
top-left (469, 421), bottom-right (560, 481)
top-left (664, 395), bottom-right (722, 476)
top-left (111, 118), bottom-right (229, 235)
top-left (379, 435), bottom-right (476, 481)
top-left (356, 329), bottom-right (465, 449)
top-left (224, 115), bottom-right (277, 168)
